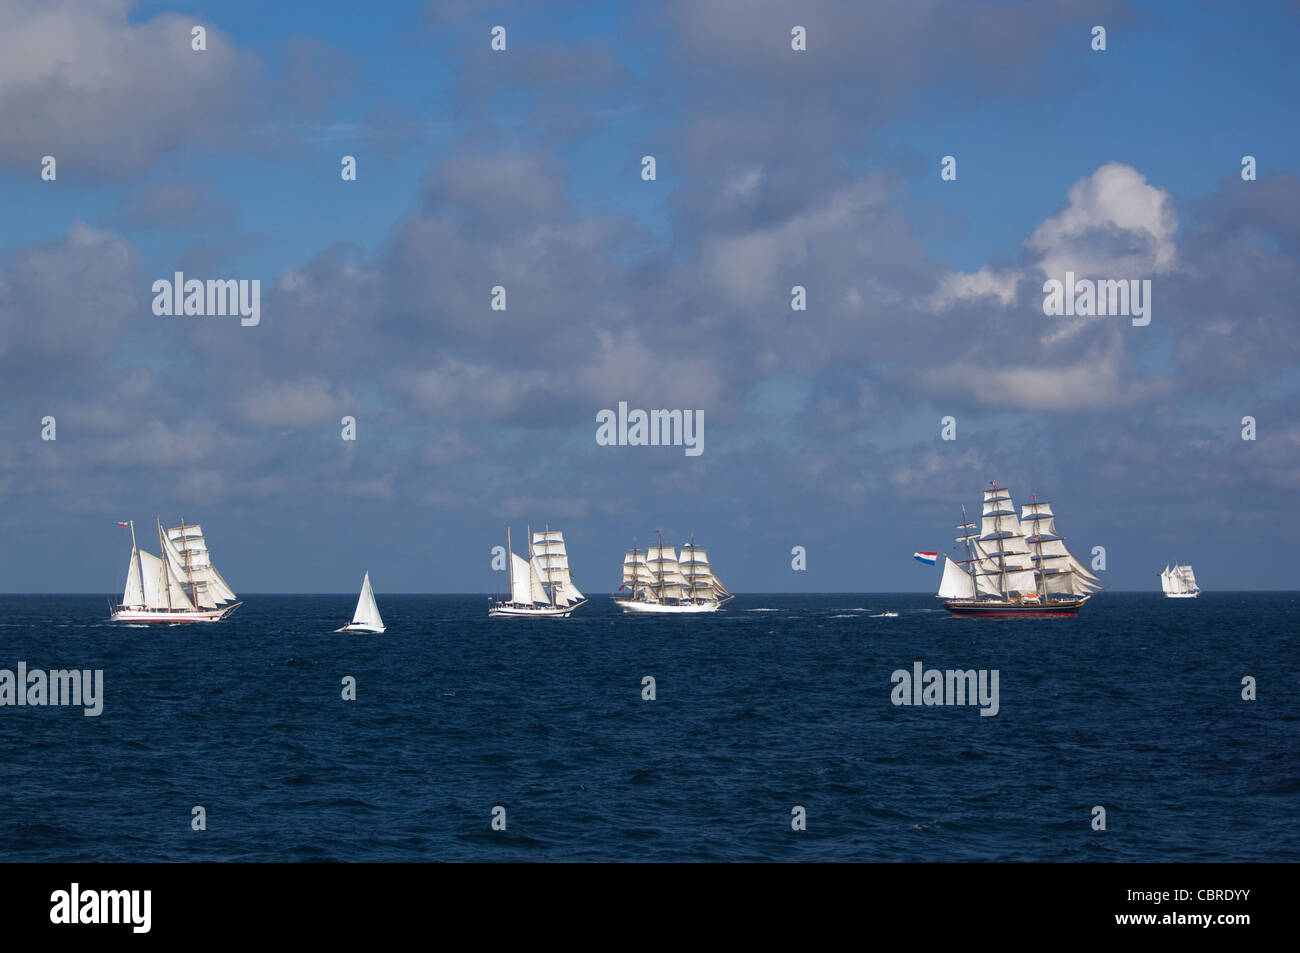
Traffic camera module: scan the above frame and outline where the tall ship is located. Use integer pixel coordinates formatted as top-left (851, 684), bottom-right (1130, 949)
top-left (937, 482), bottom-right (1101, 616)
top-left (615, 533), bottom-right (733, 613)
top-left (488, 526), bottom-right (586, 618)
top-left (111, 518), bottom-right (242, 622)
top-left (1160, 564), bottom-right (1200, 598)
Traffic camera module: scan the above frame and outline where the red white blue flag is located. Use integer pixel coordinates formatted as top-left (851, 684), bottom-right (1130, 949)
top-left (913, 552), bottom-right (937, 565)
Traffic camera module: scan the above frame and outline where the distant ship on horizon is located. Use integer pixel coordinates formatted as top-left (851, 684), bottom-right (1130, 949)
top-left (937, 482), bottom-right (1101, 616)
top-left (111, 518), bottom-right (242, 622)
top-left (1160, 563), bottom-right (1200, 598)
top-left (615, 533), bottom-right (733, 613)
top-left (489, 526), bottom-right (587, 617)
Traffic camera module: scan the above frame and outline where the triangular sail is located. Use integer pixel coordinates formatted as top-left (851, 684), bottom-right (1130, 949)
top-left (350, 572), bottom-right (384, 629)
top-left (509, 552), bottom-right (534, 605)
top-left (123, 549), bottom-right (144, 606)
top-left (938, 555), bottom-right (975, 599)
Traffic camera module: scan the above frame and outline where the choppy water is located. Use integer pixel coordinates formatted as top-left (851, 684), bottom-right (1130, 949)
top-left (0, 593), bottom-right (1294, 861)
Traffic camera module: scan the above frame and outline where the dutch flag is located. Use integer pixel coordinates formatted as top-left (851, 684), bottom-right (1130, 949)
top-left (912, 552), bottom-right (938, 565)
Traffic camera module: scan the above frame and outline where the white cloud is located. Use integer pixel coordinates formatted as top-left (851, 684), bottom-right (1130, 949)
top-left (1027, 162), bottom-right (1178, 278)
top-left (931, 266), bottom-right (1019, 310)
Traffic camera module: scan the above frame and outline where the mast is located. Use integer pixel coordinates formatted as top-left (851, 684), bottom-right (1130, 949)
top-left (683, 535), bottom-right (694, 602)
top-left (1029, 494), bottom-right (1046, 599)
top-left (992, 482), bottom-right (1008, 598)
top-left (545, 524), bottom-right (554, 606)
top-left (130, 519), bottom-right (144, 608)
top-left (632, 537), bottom-right (640, 599)
top-left (654, 530), bottom-right (664, 601)
top-left (506, 527), bottom-right (514, 605)
top-left (959, 504), bottom-right (977, 594)
top-left (156, 518), bottom-right (174, 611)
top-left (177, 516), bottom-right (199, 608)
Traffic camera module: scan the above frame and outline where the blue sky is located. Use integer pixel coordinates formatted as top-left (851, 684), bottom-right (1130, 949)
top-left (1, 0), bottom-right (1298, 593)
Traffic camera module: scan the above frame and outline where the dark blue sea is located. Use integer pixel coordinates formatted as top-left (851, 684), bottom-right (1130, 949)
top-left (0, 593), bottom-right (1295, 862)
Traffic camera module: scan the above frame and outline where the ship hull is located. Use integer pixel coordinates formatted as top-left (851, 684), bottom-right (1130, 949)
top-left (943, 599), bottom-right (1085, 617)
top-left (1163, 592), bottom-right (1199, 599)
top-left (615, 598), bottom-right (722, 614)
top-left (336, 623), bottom-right (386, 633)
top-left (489, 602), bottom-right (581, 618)
top-left (110, 602), bottom-right (242, 623)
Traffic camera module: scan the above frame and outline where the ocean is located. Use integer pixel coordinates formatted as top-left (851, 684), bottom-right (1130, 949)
top-left (0, 593), bottom-right (1295, 862)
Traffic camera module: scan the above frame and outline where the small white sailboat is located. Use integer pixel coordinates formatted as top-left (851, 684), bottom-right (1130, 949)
top-left (110, 518), bottom-right (241, 622)
top-left (1160, 563), bottom-right (1200, 599)
top-left (336, 571), bottom-right (386, 633)
top-left (488, 526), bottom-right (587, 618)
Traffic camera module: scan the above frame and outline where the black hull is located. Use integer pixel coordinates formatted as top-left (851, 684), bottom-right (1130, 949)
top-left (943, 599), bottom-right (1085, 616)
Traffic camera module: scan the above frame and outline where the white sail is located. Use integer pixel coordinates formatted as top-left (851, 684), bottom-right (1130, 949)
top-left (557, 578), bottom-right (585, 605)
top-left (1162, 563), bottom-right (1198, 595)
top-left (531, 528), bottom-right (584, 605)
top-left (1044, 571), bottom-right (1079, 596)
top-left (135, 550), bottom-right (196, 610)
top-left (1019, 502), bottom-right (1057, 538)
top-left (350, 572), bottom-right (384, 630)
top-left (623, 550), bottom-right (659, 600)
top-left (1004, 569), bottom-right (1037, 593)
top-left (647, 545), bottom-right (686, 599)
top-left (161, 521), bottom-right (237, 605)
top-left (123, 549), bottom-right (144, 606)
top-left (509, 553), bottom-right (535, 605)
top-left (529, 555), bottom-right (551, 604)
top-left (680, 542), bottom-right (722, 600)
top-left (938, 556), bottom-right (975, 599)
top-left (139, 550), bottom-right (166, 608)
top-left (163, 559), bottom-right (197, 610)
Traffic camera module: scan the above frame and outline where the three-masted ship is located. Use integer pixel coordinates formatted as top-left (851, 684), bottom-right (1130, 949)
top-left (488, 526), bottom-right (586, 617)
top-left (1160, 564), bottom-right (1200, 598)
top-left (615, 533), bottom-right (732, 613)
top-left (938, 482), bottom-right (1100, 616)
top-left (110, 518), bottom-right (242, 622)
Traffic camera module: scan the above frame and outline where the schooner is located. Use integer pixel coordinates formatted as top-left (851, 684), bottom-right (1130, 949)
top-left (1160, 564), bottom-right (1200, 598)
top-left (938, 482), bottom-right (1100, 615)
top-left (615, 533), bottom-right (733, 613)
top-left (488, 526), bottom-right (586, 617)
top-left (110, 518), bottom-right (242, 622)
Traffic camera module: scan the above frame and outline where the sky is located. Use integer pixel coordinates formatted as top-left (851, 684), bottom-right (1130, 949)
top-left (1, 0), bottom-right (1299, 594)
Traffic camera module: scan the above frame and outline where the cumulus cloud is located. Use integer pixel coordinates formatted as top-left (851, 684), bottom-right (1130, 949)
top-left (1027, 162), bottom-right (1179, 279)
